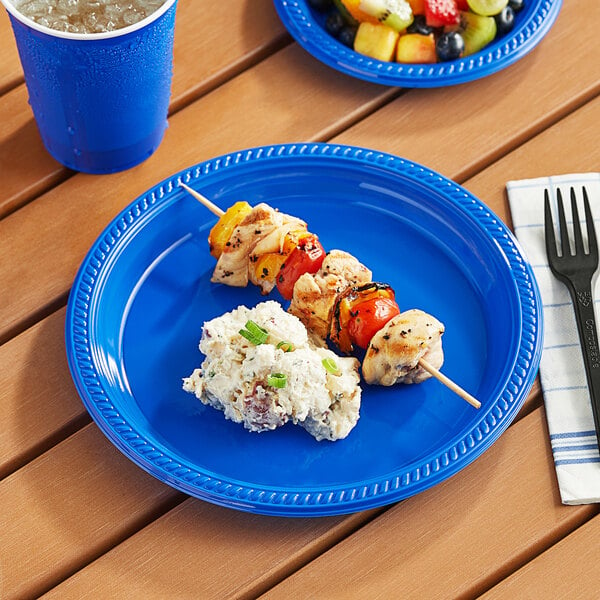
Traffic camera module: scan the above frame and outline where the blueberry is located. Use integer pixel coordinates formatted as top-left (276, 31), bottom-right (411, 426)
top-left (494, 6), bottom-right (515, 35)
top-left (325, 11), bottom-right (345, 36)
top-left (338, 25), bottom-right (357, 48)
top-left (407, 15), bottom-right (434, 36)
top-left (508, 0), bottom-right (524, 11)
top-left (436, 31), bottom-right (464, 62)
top-left (307, 0), bottom-right (333, 11)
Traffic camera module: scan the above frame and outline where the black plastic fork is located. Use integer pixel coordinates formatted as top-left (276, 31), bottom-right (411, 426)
top-left (544, 186), bottom-right (600, 444)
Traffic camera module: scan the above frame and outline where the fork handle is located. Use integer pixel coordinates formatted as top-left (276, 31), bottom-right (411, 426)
top-left (567, 280), bottom-right (600, 441)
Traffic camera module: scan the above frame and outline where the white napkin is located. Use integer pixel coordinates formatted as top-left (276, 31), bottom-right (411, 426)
top-left (506, 173), bottom-right (600, 505)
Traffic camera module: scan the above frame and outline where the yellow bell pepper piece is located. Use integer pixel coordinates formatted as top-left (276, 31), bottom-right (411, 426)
top-left (252, 229), bottom-right (310, 284)
top-left (208, 201), bottom-right (252, 259)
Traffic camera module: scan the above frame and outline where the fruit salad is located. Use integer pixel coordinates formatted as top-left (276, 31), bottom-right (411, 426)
top-left (308, 0), bottom-right (525, 64)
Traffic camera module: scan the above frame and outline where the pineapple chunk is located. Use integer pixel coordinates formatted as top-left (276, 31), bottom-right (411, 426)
top-left (354, 22), bottom-right (399, 62)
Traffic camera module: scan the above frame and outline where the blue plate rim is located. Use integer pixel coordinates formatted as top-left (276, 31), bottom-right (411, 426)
top-left (65, 142), bottom-right (543, 516)
top-left (273, 0), bottom-right (563, 87)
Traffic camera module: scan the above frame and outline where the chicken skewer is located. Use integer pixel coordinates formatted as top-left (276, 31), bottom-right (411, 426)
top-left (179, 182), bottom-right (481, 409)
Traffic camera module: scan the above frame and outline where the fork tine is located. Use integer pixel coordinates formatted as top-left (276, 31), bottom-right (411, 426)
top-left (556, 188), bottom-right (570, 257)
top-left (570, 187), bottom-right (585, 255)
top-left (582, 186), bottom-right (598, 260)
top-left (544, 188), bottom-right (558, 259)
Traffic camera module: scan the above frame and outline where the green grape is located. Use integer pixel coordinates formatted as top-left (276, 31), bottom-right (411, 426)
top-left (467, 0), bottom-right (509, 16)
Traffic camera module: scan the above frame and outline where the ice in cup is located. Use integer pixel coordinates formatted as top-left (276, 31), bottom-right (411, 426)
top-left (14, 0), bottom-right (168, 34)
top-left (1, 0), bottom-right (178, 173)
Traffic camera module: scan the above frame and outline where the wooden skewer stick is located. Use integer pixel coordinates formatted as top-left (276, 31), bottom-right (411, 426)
top-left (179, 181), bottom-right (482, 409)
top-left (180, 182), bottom-right (225, 216)
top-left (418, 358), bottom-right (481, 409)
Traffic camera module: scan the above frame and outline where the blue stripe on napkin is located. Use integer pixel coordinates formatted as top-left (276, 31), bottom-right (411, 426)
top-left (551, 431), bottom-right (600, 465)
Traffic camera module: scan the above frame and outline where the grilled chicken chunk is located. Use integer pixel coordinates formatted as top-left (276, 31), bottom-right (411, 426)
top-left (247, 218), bottom-right (307, 294)
top-left (362, 309), bottom-right (444, 386)
top-left (288, 250), bottom-right (372, 340)
top-left (211, 203), bottom-right (305, 290)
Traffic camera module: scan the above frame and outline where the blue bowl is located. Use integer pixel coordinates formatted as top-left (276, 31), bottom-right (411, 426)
top-left (273, 0), bottom-right (563, 87)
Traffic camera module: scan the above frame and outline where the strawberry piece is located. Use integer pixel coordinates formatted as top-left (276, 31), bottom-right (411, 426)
top-left (455, 0), bottom-right (469, 9)
top-left (424, 0), bottom-right (460, 27)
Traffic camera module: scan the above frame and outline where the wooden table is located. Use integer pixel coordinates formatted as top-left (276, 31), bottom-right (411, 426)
top-left (1, 1), bottom-right (599, 597)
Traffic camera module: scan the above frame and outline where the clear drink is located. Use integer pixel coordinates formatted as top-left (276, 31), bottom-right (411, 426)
top-left (14, 0), bottom-right (166, 34)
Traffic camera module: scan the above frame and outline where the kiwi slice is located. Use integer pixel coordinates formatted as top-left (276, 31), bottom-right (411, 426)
top-left (467, 0), bottom-right (509, 17)
top-left (359, 0), bottom-right (414, 32)
top-left (460, 11), bottom-right (497, 55)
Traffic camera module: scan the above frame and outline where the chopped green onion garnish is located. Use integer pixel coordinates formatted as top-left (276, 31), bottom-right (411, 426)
top-left (276, 340), bottom-right (294, 352)
top-left (239, 320), bottom-right (268, 345)
top-left (322, 357), bottom-right (341, 376)
top-left (267, 373), bottom-right (287, 388)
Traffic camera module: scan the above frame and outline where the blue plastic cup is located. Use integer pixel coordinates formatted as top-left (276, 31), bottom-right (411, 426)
top-left (1, 0), bottom-right (178, 174)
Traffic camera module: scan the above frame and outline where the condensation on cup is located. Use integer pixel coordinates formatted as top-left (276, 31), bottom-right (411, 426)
top-left (1, 0), bottom-right (179, 174)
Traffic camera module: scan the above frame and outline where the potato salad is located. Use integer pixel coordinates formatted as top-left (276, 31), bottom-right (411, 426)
top-left (183, 301), bottom-right (362, 441)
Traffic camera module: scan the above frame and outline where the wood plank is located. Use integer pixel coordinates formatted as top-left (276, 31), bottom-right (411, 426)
top-left (454, 96), bottom-right (600, 222)
top-left (0, 7), bottom-right (22, 94)
top-left (168, 0), bottom-right (289, 112)
top-left (0, 43), bottom-right (393, 344)
top-left (0, 423), bottom-right (183, 600)
top-left (0, 85), bottom-right (66, 217)
top-left (0, 0), bottom-right (289, 218)
top-left (479, 514), bottom-right (600, 599)
top-left (259, 408), bottom-right (594, 600)
top-left (0, 306), bottom-right (89, 480)
top-left (40, 499), bottom-right (375, 600)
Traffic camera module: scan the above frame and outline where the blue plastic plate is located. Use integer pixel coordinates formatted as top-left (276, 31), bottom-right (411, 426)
top-left (273, 0), bottom-right (562, 87)
top-left (65, 143), bottom-right (543, 516)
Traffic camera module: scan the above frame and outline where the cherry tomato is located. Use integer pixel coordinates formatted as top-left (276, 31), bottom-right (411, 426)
top-left (276, 235), bottom-right (326, 300)
top-left (347, 297), bottom-right (400, 349)
top-left (331, 282), bottom-right (398, 353)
